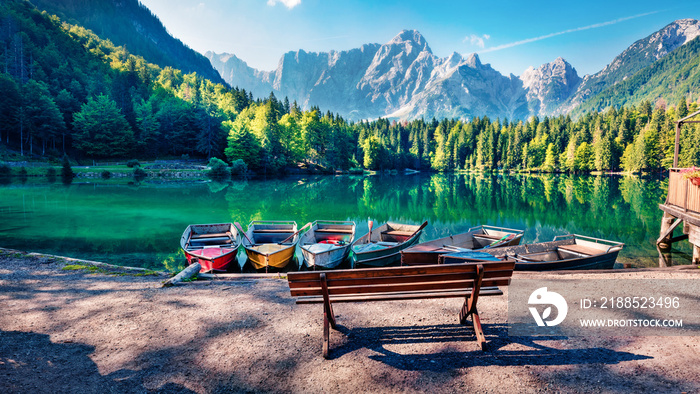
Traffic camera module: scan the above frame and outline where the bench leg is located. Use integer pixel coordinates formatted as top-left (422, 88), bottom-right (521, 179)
top-left (458, 264), bottom-right (486, 350)
top-left (471, 309), bottom-right (486, 349)
top-left (323, 309), bottom-right (330, 358)
top-left (320, 273), bottom-right (337, 358)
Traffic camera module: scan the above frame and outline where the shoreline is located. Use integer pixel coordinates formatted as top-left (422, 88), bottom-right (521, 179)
top-left (3, 247), bottom-right (698, 279)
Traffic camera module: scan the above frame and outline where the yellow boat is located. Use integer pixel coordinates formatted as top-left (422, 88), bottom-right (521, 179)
top-left (241, 221), bottom-right (299, 271)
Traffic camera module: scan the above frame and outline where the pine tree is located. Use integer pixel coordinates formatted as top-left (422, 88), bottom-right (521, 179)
top-left (72, 94), bottom-right (134, 157)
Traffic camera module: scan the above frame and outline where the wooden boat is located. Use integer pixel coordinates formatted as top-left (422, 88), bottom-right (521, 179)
top-left (180, 223), bottom-right (241, 272)
top-left (299, 220), bottom-right (356, 269)
top-left (439, 234), bottom-right (624, 271)
top-left (241, 221), bottom-right (299, 271)
top-left (400, 225), bottom-right (524, 266)
top-left (351, 221), bottom-right (427, 267)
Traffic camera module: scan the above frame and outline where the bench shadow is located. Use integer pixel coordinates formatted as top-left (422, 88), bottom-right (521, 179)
top-left (329, 323), bottom-right (651, 370)
top-left (0, 330), bottom-right (196, 393)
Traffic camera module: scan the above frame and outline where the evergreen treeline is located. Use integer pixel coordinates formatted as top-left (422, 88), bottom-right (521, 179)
top-left (1, 0), bottom-right (699, 173)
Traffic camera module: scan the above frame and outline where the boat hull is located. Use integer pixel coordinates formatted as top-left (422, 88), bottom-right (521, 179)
top-left (439, 235), bottom-right (624, 272)
top-left (301, 244), bottom-right (351, 269)
top-left (514, 250), bottom-right (620, 271)
top-left (242, 221), bottom-right (299, 271)
top-left (180, 223), bottom-right (241, 273)
top-left (352, 222), bottom-right (426, 267)
top-left (300, 220), bottom-right (356, 269)
top-left (401, 225), bottom-right (524, 266)
top-left (185, 247), bottom-right (238, 272)
top-left (245, 244), bottom-right (296, 270)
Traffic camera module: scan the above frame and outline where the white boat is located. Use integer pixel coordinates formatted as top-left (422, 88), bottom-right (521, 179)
top-left (299, 220), bottom-right (356, 269)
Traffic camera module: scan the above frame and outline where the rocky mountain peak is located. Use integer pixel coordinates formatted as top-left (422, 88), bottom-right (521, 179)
top-left (521, 57), bottom-right (581, 115)
top-left (465, 53), bottom-right (481, 68)
top-left (389, 29), bottom-right (432, 54)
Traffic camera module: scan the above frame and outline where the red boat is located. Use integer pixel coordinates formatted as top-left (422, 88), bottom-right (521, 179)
top-left (180, 223), bottom-right (241, 272)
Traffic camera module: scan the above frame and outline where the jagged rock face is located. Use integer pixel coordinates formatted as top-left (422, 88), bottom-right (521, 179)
top-left (559, 19), bottom-right (700, 114)
top-left (205, 52), bottom-right (273, 98)
top-left (521, 57), bottom-right (581, 115)
top-left (208, 20), bottom-right (699, 121)
top-left (389, 54), bottom-right (529, 121)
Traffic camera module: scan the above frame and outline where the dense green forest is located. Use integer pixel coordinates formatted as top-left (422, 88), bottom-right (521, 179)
top-left (1, 0), bottom-right (699, 174)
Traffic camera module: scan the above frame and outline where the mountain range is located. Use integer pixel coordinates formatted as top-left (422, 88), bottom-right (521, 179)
top-left (207, 19), bottom-right (700, 121)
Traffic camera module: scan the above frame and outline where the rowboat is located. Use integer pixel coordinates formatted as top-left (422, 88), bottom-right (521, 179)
top-left (439, 234), bottom-right (624, 271)
top-left (180, 223), bottom-right (241, 272)
top-left (400, 225), bottom-right (524, 266)
top-left (300, 220), bottom-right (356, 269)
top-left (351, 221), bottom-right (427, 267)
top-left (241, 221), bottom-right (299, 271)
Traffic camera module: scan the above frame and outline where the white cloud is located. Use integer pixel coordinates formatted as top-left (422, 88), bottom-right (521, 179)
top-left (267, 0), bottom-right (301, 9)
top-left (464, 34), bottom-right (490, 49)
top-left (480, 10), bottom-right (660, 53)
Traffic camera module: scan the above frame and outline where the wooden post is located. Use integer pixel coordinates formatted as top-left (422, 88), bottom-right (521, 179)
top-left (690, 226), bottom-right (700, 265)
top-left (657, 212), bottom-right (678, 251)
top-left (162, 261), bottom-right (201, 287)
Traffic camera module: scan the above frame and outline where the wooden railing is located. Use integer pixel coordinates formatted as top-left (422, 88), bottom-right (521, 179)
top-left (666, 168), bottom-right (700, 214)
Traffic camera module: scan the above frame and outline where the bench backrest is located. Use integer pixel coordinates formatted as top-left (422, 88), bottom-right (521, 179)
top-left (287, 261), bottom-right (515, 298)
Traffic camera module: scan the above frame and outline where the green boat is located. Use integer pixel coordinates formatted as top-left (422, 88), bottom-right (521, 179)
top-left (351, 221), bottom-right (427, 267)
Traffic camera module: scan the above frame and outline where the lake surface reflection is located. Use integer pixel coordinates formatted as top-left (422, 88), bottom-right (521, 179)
top-left (0, 173), bottom-right (691, 271)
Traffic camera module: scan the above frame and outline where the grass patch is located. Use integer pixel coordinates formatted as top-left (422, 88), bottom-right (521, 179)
top-left (62, 264), bottom-right (102, 273)
top-left (62, 263), bottom-right (159, 277)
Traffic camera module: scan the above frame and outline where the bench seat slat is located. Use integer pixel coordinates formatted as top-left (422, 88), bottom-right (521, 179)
top-left (287, 262), bottom-right (515, 281)
top-left (295, 287), bottom-right (504, 304)
top-left (289, 278), bottom-right (511, 297)
top-left (314, 229), bottom-right (354, 234)
top-left (288, 269), bottom-right (514, 290)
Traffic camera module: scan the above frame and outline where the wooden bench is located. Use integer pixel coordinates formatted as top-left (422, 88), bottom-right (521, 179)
top-left (287, 261), bottom-right (515, 358)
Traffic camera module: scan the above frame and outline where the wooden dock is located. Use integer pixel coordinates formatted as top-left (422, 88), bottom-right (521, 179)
top-left (657, 108), bottom-right (700, 264)
top-left (658, 168), bottom-right (700, 262)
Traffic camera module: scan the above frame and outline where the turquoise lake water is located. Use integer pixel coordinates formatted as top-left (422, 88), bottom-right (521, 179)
top-left (0, 173), bottom-right (691, 271)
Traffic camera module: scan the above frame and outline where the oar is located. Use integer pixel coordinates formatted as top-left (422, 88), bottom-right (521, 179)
top-left (485, 234), bottom-right (510, 248)
top-left (234, 222), bottom-right (255, 246)
top-left (366, 219), bottom-right (374, 242)
top-left (278, 222), bottom-right (312, 245)
top-left (410, 221), bottom-right (429, 239)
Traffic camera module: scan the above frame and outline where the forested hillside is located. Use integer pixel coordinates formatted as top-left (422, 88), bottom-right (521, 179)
top-left (27, 0), bottom-right (226, 85)
top-left (572, 37), bottom-right (700, 117)
top-left (0, 0), bottom-right (698, 174)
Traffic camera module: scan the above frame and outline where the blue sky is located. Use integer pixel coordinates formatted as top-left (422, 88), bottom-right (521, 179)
top-left (140, 0), bottom-right (700, 77)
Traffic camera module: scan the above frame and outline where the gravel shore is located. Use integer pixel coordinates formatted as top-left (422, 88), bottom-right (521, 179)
top-left (1, 249), bottom-right (699, 393)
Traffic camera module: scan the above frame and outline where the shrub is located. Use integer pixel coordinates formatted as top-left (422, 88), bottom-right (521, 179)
top-left (18, 167), bottom-right (28, 177)
top-left (61, 156), bottom-right (74, 182)
top-left (230, 159), bottom-right (248, 176)
top-left (208, 157), bottom-right (229, 180)
top-left (0, 163), bottom-right (10, 178)
top-left (133, 167), bottom-right (147, 180)
top-left (101, 170), bottom-right (111, 179)
top-left (126, 159), bottom-right (140, 168)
